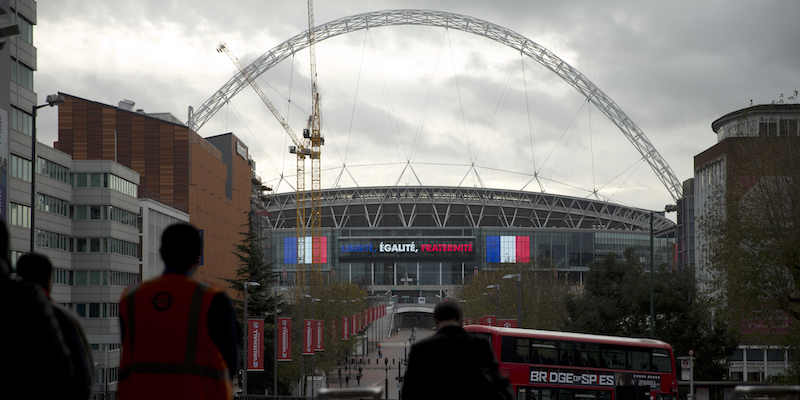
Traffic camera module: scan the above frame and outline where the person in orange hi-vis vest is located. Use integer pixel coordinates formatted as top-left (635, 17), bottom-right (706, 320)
top-left (119, 223), bottom-right (240, 399)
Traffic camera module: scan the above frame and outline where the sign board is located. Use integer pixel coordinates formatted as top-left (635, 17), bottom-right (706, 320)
top-left (417, 297), bottom-right (426, 304)
top-left (313, 320), bottom-right (324, 352)
top-left (478, 316), bottom-right (496, 326)
top-left (498, 319), bottom-right (518, 328)
top-left (277, 317), bottom-right (292, 361)
top-left (303, 319), bottom-right (314, 355)
top-left (681, 359), bottom-right (690, 369)
top-left (247, 318), bottom-right (264, 370)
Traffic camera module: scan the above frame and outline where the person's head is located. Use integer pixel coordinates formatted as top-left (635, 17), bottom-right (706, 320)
top-left (159, 223), bottom-right (203, 270)
top-left (433, 300), bottom-right (463, 327)
top-left (16, 253), bottom-right (54, 293)
top-left (0, 220), bottom-right (9, 276)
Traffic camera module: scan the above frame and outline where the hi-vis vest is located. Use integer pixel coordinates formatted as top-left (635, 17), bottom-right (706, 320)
top-left (119, 274), bottom-right (232, 400)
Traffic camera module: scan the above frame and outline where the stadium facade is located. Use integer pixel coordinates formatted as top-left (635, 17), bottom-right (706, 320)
top-left (262, 186), bottom-right (676, 301)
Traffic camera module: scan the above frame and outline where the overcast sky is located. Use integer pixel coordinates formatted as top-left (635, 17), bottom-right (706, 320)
top-left (34, 1), bottom-right (800, 213)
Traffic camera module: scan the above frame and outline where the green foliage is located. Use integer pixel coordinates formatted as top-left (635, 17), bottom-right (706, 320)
top-left (455, 261), bottom-right (570, 330)
top-left (564, 248), bottom-right (739, 381)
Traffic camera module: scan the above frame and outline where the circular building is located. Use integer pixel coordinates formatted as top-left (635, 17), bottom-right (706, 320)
top-left (262, 185), bottom-right (675, 302)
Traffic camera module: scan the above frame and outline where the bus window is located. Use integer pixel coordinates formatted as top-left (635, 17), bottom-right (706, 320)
top-left (517, 387), bottom-right (527, 400)
top-left (575, 389), bottom-right (599, 400)
top-left (558, 388), bottom-right (574, 400)
top-left (602, 346), bottom-right (626, 370)
top-left (516, 338), bottom-right (531, 363)
top-left (501, 336), bottom-right (516, 363)
top-left (652, 349), bottom-right (672, 372)
top-left (629, 349), bottom-right (650, 371)
top-left (532, 339), bottom-right (557, 365)
top-left (558, 341), bottom-right (575, 366)
top-left (576, 342), bottom-right (600, 368)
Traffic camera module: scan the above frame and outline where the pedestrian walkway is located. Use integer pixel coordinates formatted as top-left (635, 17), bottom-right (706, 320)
top-left (327, 309), bottom-right (435, 399)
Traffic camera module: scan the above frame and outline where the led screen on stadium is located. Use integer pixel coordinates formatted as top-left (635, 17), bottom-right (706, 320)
top-left (284, 236), bottom-right (328, 264)
top-left (338, 237), bottom-right (476, 262)
top-left (486, 236), bottom-right (530, 263)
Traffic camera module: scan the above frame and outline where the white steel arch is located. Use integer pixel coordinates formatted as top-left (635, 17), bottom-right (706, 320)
top-left (189, 9), bottom-right (683, 202)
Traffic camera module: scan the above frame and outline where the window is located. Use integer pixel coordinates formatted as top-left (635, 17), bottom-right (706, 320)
top-left (11, 106), bottom-right (32, 136)
top-left (75, 173), bottom-right (88, 187)
top-left (90, 173), bottom-right (102, 188)
top-left (652, 349), bottom-right (671, 372)
top-left (90, 271), bottom-right (100, 285)
top-left (10, 57), bottom-right (34, 91)
top-left (76, 304), bottom-right (86, 317)
top-left (602, 346), bottom-right (626, 369)
top-left (10, 203), bottom-right (30, 228)
top-left (90, 206), bottom-right (102, 220)
top-left (74, 271), bottom-right (87, 285)
top-left (37, 194), bottom-right (70, 217)
top-left (532, 339), bottom-right (557, 365)
top-left (89, 303), bottom-right (100, 318)
top-left (37, 158), bottom-right (70, 183)
top-left (11, 155), bottom-right (31, 182)
top-left (90, 239), bottom-right (101, 252)
top-left (35, 230), bottom-right (70, 251)
top-left (76, 238), bottom-right (87, 252)
top-left (10, 10), bottom-right (33, 44)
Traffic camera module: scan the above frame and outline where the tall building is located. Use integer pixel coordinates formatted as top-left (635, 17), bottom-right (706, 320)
top-left (54, 94), bottom-right (252, 292)
top-left (694, 103), bottom-right (800, 383)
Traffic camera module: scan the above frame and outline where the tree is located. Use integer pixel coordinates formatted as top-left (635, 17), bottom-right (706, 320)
top-left (456, 261), bottom-right (570, 330)
top-left (222, 212), bottom-right (286, 395)
top-left (564, 248), bottom-right (739, 381)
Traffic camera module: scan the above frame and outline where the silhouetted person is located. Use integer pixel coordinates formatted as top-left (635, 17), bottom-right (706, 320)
top-left (118, 223), bottom-right (240, 399)
top-left (0, 221), bottom-right (73, 399)
top-left (401, 301), bottom-right (513, 400)
top-left (17, 253), bottom-right (94, 400)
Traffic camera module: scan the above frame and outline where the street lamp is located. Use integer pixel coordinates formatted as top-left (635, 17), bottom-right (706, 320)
top-left (486, 284), bottom-right (500, 324)
top-left (310, 297), bottom-right (321, 398)
top-left (273, 286), bottom-right (288, 395)
top-left (30, 94), bottom-right (66, 252)
top-left (299, 294), bottom-right (311, 396)
top-left (502, 274), bottom-right (522, 327)
top-left (95, 363), bottom-right (108, 399)
top-left (649, 205), bottom-right (678, 338)
top-left (242, 281), bottom-right (260, 396)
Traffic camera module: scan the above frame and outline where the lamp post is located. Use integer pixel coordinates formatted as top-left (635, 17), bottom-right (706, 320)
top-left (299, 294), bottom-right (310, 396)
top-left (96, 363), bottom-right (108, 399)
top-left (30, 94), bottom-right (66, 252)
top-left (503, 274), bottom-right (522, 327)
top-left (649, 205), bottom-right (678, 338)
top-left (310, 297), bottom-right (320, 398)
top-left (273, 286), bottom-right (287, 395)
top-left (486, 284), bottom-right (500, 323)
top-left (242, 281), bottom-right (260, 397)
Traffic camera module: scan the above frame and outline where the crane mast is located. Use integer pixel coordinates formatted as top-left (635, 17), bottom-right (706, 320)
top-left (307, 0), bottom-right (323, 288)
top-left (216, 42), bottom-right (312, 287)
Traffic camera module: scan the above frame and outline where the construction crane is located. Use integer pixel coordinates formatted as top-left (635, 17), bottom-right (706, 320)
top-left (306, 0), bottom-right (323, 288)
top-left (216, 42), bottom-right (320, 288)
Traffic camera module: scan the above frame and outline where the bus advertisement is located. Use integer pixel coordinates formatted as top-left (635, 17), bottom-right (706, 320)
top-left (464, 325), bottom-right (678, 400)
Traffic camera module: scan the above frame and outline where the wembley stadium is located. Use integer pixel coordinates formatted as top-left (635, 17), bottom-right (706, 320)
top-left (260, 185), bottom-right (676, 300)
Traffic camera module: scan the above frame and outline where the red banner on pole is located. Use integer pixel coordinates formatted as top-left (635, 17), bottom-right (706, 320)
top-left (247, 318), bottom-right (264, 370)
top-left (278, 317), bottom-right (292, 361)
top-left (314, 320), bottom-right (324, 352)
top-left (342, 316), bottom-right (349, 340)
top-left (478, 315), bottom-right (497, 326)
top-left (303, 319), bottom-right (314, 355)
top-left (497, 319), bottom-right (518, 328)
top-left (351, 314), bottom-right (357, 334)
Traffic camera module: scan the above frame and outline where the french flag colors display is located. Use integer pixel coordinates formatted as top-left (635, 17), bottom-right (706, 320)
top-left (283, 236), bottom-right (328, 264)
top-left (486, 236), bottom-right (530, 263)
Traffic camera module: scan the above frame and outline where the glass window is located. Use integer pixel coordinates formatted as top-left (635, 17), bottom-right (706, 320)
top-left (90, 173), bottom-right (102, 188)
top-left (629, 349), bottom-right (650, 371)
top-left (90, 239), bottom-right (101, 252)
top-left (602, 346), bottom-right (626, 369)
top-left (89, 271), bottom-right (100, 285)
top-left (532, 339), bottom-right (557, 365)
top-left (747, 349), bottom-right (764, 361)
top-left (90, 206), bottom-right (101, 220)
top-left (76, 206), bottom-right (87, 220)
top-left (76, 174), bottom-right (87, 187)
top-left (74, 271), bottom-right (87, 285)
top-left (77, 238), bottom-right (87, 252)
top-left (558, 341), bottom-right (576, 366)
top-left (576, 343), bottom-right (600, 368)
top-left (516, 338), bottom-right (531, 363)
top-left (76, 304), bottom-right (86, 317)
top-left (89, 303), bottom-right (100, 318)
top-left (767, 349), bottom-right (785, 362)
top-left (652, 349), bottom-right (672, 372)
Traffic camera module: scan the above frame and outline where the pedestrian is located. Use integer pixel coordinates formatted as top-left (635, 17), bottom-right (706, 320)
top-left (118, 223), bottom-right (240, 399)
top-left (401, 301), bottom-right (513, 400)
top-left (0, 221), bottom-right (74, 399)
top-left (17, 253), bottom-right (95, 400)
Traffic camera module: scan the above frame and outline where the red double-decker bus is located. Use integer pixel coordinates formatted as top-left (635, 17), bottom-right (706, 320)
top-left (464, 325), bottom-right (678, 400)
